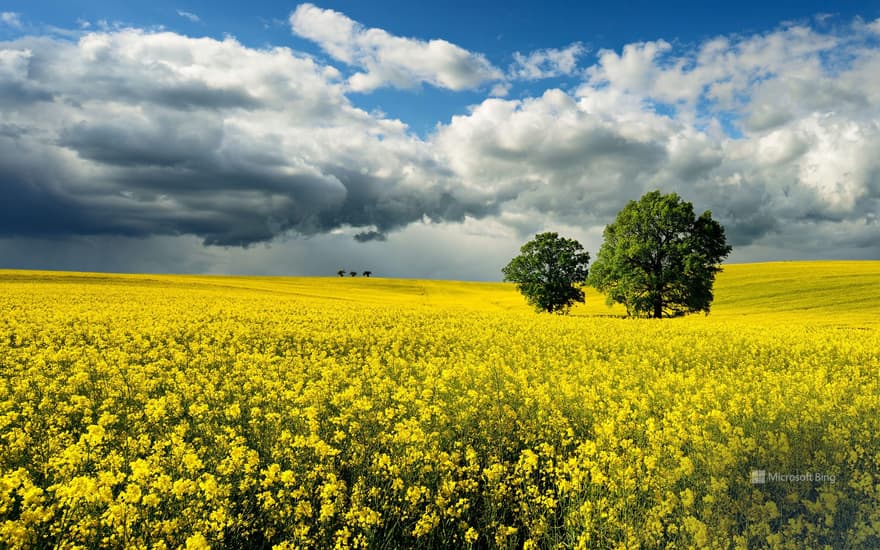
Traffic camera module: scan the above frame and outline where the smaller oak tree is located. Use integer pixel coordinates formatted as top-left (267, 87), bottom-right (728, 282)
top-left (589, 190), bottom-right (732, 318)
top-left (503, 232), bottom-right (590, 313)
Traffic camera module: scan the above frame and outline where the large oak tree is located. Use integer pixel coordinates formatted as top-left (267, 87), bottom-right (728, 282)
top-left (589, 191), bottom-right (732, 318)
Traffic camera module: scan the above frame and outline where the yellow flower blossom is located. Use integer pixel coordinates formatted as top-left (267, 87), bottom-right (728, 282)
top-left (1, 264), bottom-right (879, 548)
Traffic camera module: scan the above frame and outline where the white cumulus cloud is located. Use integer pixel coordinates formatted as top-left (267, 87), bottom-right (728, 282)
top-left (176, 10), bottom-right (201, 23)
top-left (510, 42), bottom-right (586, 80)
top-left (1, 12), bottom-right (22, 28)
top-left (289, 3), bottom-right (502, 92)
top-left (433, 19), bottom-right (880, 258)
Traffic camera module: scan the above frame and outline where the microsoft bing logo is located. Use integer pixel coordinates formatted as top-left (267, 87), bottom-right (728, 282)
top-left (749, 469), bottom-right (835, 485)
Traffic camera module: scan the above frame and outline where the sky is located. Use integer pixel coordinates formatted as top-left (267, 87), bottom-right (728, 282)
top-left (1, 1), bottom-right (879, 280)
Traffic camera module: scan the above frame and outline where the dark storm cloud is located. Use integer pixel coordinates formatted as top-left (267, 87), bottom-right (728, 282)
top-left (0, 81), bottom-right (53, 106)
top-left (0, 122), bottom-right (26, 138)
top-left (353, 230), bottom-right (387, 242)
top-left (142, 83), bottom-right (262, 111)
top-left (0, 174), bottom-right (91, 238)
top-left (0, 135), bottom-right (351, 246)
top-left (0, 31), bottom-right (506, 247)
top-left (315, 166), bottom-right (502, 235)
top-left (58, 117), bottom-right (224, 168)
top-left (721, 213), bottom-right (780, 247)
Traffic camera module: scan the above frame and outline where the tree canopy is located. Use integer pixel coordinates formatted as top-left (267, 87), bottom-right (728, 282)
top-left (588, 191), bottom-right (732, 318)
top-left (502, 232), bottom-right (590, 314)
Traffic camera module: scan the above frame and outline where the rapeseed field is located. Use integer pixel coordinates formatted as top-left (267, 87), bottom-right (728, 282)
top-left (1, 261), bottom-right (879, 548)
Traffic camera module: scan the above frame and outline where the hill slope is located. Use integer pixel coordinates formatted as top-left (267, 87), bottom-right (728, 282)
top-left (711, 261), bottom-right (880, 321)
top-left (2, 260), bottom-right (878, 324)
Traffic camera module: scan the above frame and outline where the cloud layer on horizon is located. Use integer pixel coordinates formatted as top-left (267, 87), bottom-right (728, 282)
top-left (1, 7), bottom-right (879, 276)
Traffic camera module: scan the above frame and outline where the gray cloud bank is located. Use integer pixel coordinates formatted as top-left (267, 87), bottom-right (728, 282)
top-left (0, 30), bottom-right (500, 247)
top-left (1, 12), bottom-right (879, 277)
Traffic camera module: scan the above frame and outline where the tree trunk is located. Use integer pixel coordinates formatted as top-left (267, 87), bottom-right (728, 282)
top-left (652, 261), bottom-right (664, 319)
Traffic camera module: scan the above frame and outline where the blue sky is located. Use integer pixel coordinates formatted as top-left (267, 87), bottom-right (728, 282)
top-left (1, 2), bottom-right (879, 278)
